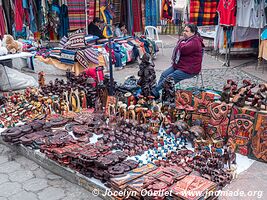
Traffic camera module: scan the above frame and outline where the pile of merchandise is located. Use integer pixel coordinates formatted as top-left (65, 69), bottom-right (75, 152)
top-left (1, 61), bottom-right (267, 199)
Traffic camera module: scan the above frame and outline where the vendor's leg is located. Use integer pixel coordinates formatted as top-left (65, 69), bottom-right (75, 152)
top-left (152, 68), bottom-right (195, 98)
top-left (171, 69), bottom-right (196, 84)
top-left (152, 66), bottom-right (175, 98)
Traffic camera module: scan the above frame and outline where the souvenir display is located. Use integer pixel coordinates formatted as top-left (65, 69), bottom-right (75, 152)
top-left (1, 75), bottom-right (267, 199)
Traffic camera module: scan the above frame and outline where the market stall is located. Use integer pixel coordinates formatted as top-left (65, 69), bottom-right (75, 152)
top-left (0, 54), bottom-right (267, 199)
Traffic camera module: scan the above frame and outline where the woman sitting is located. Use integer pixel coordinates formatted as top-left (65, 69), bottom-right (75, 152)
top-left (114, 23), bottom-right (128, 38)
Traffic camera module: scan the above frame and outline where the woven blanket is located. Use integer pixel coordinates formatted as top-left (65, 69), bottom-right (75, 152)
top-left (60, 49), bottom-right (77, 65)
top-left (145, 0), bottom-right (157, 26)
top-left (189, 0), bottom-right (219, 26)
top-left (132, 0), bottom-right (141, 32)
top-left (67, 0), bottom-right (91, 30)
top-left (88, 0), bottom-right (95, 23)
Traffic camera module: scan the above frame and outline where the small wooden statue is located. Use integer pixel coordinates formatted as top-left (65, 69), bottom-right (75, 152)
top-left (137, 53), bottom-right (156, 97)
top-left (162, 77), bottom-right (176, 104)
top-left (251, 84), bottom-right (267, 110)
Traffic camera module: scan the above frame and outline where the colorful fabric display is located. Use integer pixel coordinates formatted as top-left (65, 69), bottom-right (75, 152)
top-left (76, 50), bottom-right (89, 68)
top-left (189, 0), bottom-right (219, 26)
top-left (132, 0), bottom-right (142, 32)
top-left (217, 0), bottom-right (237, 26)
top-left (84, 48), bottom-right (99, 64)
top-left (161, 0), bottom-right (173, 20)
top-left (145, 0), bottom-right (158, 26)
top-left (65, 31), bottom-right (85, 49)
top-left (60, 49), bottom-right (76, 65)
top-left (67, 0), bottom-right (84, 30)
top-left (85, 35), bottom-right (99, 45)
top-left (59, 36), bottom-right (68, 47)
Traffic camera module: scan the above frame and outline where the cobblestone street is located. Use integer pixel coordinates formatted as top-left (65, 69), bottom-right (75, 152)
top-left (0, 144), bottom-right (100, 200)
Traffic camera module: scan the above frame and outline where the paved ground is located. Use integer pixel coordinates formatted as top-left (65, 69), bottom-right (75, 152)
top-left (1, 35), bottom-right (267, 200)
top-left (0, 144), bottom-right (101, 200)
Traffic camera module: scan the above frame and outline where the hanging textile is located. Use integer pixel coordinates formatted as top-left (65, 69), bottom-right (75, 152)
top-left (113, 0), bottom-right (121, 24)
top-left (2, 0), bottom-right (13, 34)
top-left (236, 0), bottom-right (254, 28)
top-left (59, 4), bottom-right (70, 38)
top-left (132, 0), bottom-right (141, 32)
top-left (127, 0), bottom-right (133, 34)
top-left (217, 0), bottom-right (237, 26)
top-left (67, 0), bottom-right (87, 30)
top-left (145, 0), bottom-right (157, 26)
top-left (15, 0), bottom-right (24, 32)
top-left (0, 6), bottom-right (6, 37)
top-left (189, 0), bottom-right (219, 26)
top-left (29, 0), bottom-right (37, 33)
top-left (250, 0), bottom-right (266, 28)
top-left (141, 0), bottom-right (146, 31)
top-left (161, 0), bottom-right (173, 20)
top-left (88, 0), bottom-right (95, 23)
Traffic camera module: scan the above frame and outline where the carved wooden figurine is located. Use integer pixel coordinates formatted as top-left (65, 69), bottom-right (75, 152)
top-left (137, 53), bottom-right (156, 97)
top-left (38, 71), bottom-right (45, 87)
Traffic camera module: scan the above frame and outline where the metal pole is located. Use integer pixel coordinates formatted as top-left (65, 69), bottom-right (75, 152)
top-left (108, 38), bottom-right (114, 96)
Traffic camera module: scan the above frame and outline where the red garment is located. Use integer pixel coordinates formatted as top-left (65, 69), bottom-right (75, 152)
top-left (172, 35), bottom-right (205, 75)
top-left (217, 0), bottom-right (237, 26)
top-left (0, 7), bottom-right (6, 37)
top-left (84, 67), bottom-right (104, 87)
top-left (15, 0), bottom-right (24, 31)
top-left (132, 0), bottom-right (141, 32)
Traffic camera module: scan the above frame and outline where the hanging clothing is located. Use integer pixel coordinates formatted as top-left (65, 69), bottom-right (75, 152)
top-left (189, 0), bottom-right (219, 26)
top-left (29, 1), bottom-right (37, 33)
top-left (250, 0), bottom-right (266, 28)
top-left (88, 0), bottom-right (95, 23)
top-left (145, 0), bottom-right (157, 26)
top-left (15, 0), bottom-right (24, 32)
top-left (132, 0), bottom-right (141, 32)
top-left (0, 6), bottom-right (6, 37)
top-left (161, 0), bottom-right (173, 20)
top-left (2, 0), bottom-right (13, 34)
top-left (59, 4), bottom-right (69, 38)
top-left (236, 0), bottom-right (254, 27)
top-left (141, 0), bottom-right (146, 31)
top-left (67, 0), bottom-right (87, 30)
top-left (217, 0), bottom-right (237, 26)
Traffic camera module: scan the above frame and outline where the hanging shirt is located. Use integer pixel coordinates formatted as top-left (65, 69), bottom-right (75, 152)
top-left (251, 0), bottom-right (266, 28)
top-left (236, 0), bottom-right (254, 27)
top-left (217, 0), bottom-right (237, 26)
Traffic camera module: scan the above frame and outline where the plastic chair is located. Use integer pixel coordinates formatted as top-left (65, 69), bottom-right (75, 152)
top-left (144, 26), bottom-right (164, 54)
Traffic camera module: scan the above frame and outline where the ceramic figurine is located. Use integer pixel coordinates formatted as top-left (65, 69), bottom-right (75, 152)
top-left (127, 105), bottom-right (136, 120)
top-left (80, 90), bottom-right (87, 109)
top-left (137, 53), bottom-right (156, 97)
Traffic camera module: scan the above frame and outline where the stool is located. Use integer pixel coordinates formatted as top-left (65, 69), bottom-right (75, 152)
top-left (178, 71), bottom-right (204, 89)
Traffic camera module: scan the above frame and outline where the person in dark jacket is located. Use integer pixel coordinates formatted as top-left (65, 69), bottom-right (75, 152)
top-left (152, 24), bottom-right (205, 98)
top-left (88, 17), bottom-right (105, 39)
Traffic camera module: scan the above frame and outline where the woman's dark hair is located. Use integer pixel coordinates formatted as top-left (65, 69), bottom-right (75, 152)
top-left (119, 23), bottom-right (126, 28)
top-left (185, 24), bottom-right (198, 35)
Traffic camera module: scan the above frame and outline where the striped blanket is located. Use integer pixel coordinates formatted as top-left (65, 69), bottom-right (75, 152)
top-left (67, 0), bottom-right (90, 30)
top-left (189, 0), bottom-right (219, 26)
